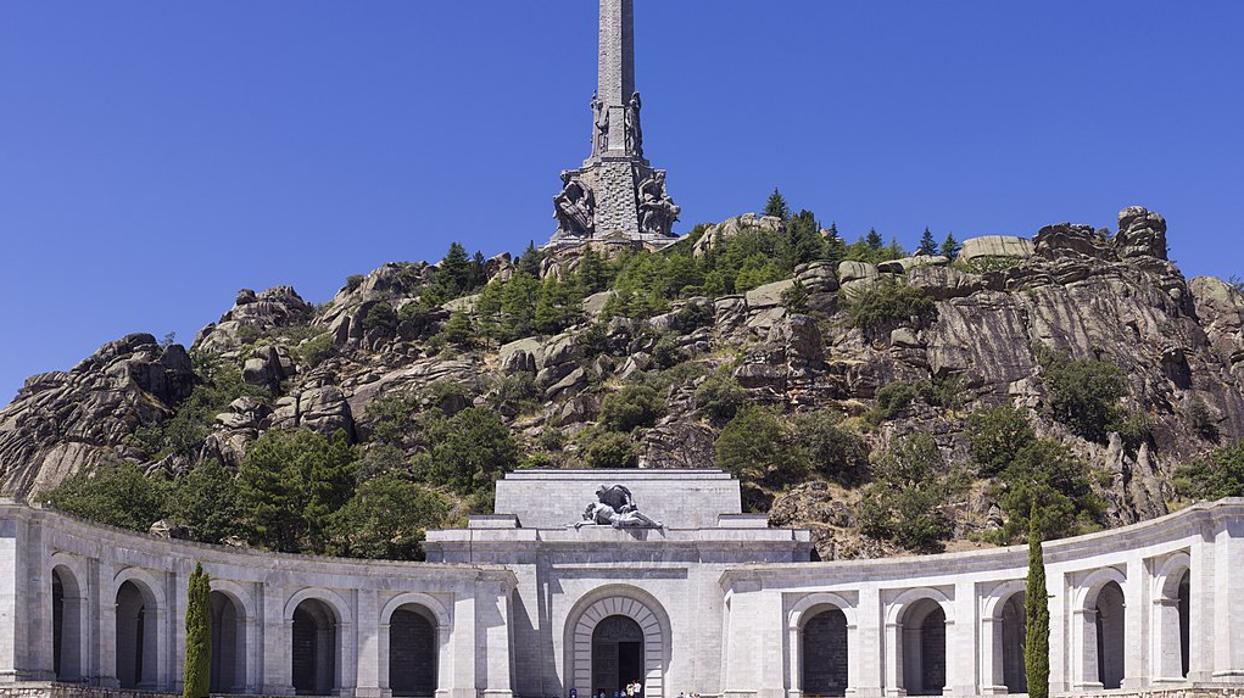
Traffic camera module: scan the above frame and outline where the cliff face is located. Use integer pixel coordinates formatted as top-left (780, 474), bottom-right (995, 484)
top-left (2, 206), bottom-right (1241, 558)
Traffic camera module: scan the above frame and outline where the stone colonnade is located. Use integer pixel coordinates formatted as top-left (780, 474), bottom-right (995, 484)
top-left (720, 500), bottom-right (1244, 698)
top-left (0, 503), bottom-right (516, 698)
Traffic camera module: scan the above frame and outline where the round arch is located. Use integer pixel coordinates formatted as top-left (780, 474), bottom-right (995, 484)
top-left (564, 585), bottom-right (671, 698)
top-left (1070, 567), bottom-right (1128, 691)
top-left (49, 553), bottom-right (89, 682)
top-left (283, 587), bottom-right (352, 624)
top-left (378, 592), bottom-right (451, 698)
top-left (789, 593), bottom-right (858, 698)
top-left (207, 580), bottom-right (255, 694)
top-left (979, 580), bottom-right (1028, 695)
top-left (285, 588), bottom-right (354, 696)
top-left (884, 588), bottom-right (953, 698)
top-left (1151, 552), bottom-right (1192, 683)
top-left (111, 568), bottom-right (167, 691)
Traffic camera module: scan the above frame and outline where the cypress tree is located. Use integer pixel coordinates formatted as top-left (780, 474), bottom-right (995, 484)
top-left (1024, 507), bottom-right (1050, 698)
top-left (183, 562), bottom-right (212, 698)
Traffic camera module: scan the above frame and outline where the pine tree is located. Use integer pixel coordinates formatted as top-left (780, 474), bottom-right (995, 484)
top-left (764, 188), bottom-right (790, 220)
top-left (183, 563), bottom-right (212, 698)
top-left (918, 227), bottom-right (937, 256)
top-left (1024, 507), bottom-right (1050, 698)
top-left (437, 242), bottom-right (471, 298)
top-left (516, 241), bottom-right (543, 278)
top-left (823, 223), bottom-right (846, 266)
top-left (865, 228), bottom-right (884, 251)
top-left (940, 233), bottom-right (962, 260)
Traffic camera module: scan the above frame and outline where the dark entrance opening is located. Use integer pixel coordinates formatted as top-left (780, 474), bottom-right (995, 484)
top-left (1178, 571), bottom-right (1190, 678)
top-left (802, 608), bottom-right (848, 696)
top-left (292, 599), bottom-right (337, 695)
top-left (1095, 581), bottom-right (1125, 690)
top-left (592, 615), bottom-right (644, 695)
top-left (390, 606), bottom-right (437, 697)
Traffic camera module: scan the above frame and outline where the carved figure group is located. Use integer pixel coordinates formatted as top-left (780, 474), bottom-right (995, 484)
top-left (637, 169), bottom-right (680, 237)
top-left (573, 484), bottom-right (663, 529)
top-left (553, 170), bottom-right (595, 239)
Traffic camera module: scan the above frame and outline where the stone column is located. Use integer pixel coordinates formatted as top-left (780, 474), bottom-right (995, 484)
top-left (356, 590), bottom-right (382, 698)
top-left (479, 583), bottom-right (514, 698)
top-left (854, 587), bottom-right (884, 698)
top-left (96, 559), bottom-right (120, 688)
top-left (948, 581), bottom-right (976, 696)
top-left (1213, 518), bottom-right (1244, 682)
top-left (1188, 528), bottom-right (1215, 683)
top-left (0, 516), bottom-right (26, 682)
top-left (449, 590), bottom-right (477, 698)
top-left (1122, 556), bottom-right (1146, 689)
top-left (262, 581), bottom-right (294, 695)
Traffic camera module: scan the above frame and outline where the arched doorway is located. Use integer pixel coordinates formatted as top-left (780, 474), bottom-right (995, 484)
top-left (1151, 557), bottom-right (1191, 683)
top-left (51, 567), bottom-right (85, 681)
top-left (999, 593), bottom-right (1027, 693)
top-left (901, 599), bottom-right (946, 696)
top-left (566, 590), bottom-right (670, 698)
top-left (116, 580), bottom-right (159, 689)
top-left (1095, 582), bottom-right (1125, 689)
top-left (802, 608), bottom-right (848, 697)
top-left (210, 591), bottom-right (246, 692)
top-left (592, 615), bottom-right (644, 696)
top-left (292, 599), bottom-right (338, 695)
top-left (389, 605), bottom-right (438, 697)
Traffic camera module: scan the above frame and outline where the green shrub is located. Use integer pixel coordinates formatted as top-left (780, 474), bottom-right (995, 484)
top-left (42, 461), bottom-right (171, 533)
top-left (171, 459), bottom-right (242, 544)
top-left (236, 428), bottom-right (357, 553)
top-left (424, 408), bottom-right (519, 495)
top-left (790, 411), bottom-right (869, 484)
top-left (1036, 347), bottom-right (1128, 443)
top-left (715, 406), bottom-right (804, 486)
top-left (300, 333), bottom-right (337, 368)
top-left (600, 384), bottom-right (667, 433)
top-left (1175, 441), bottom-right (1244, 500)
top-left (651, 334), bottom-right (687, 369)
top-left (364, 391), bottom-right (423, 446)
top-left (1115, 411), bottom-right (1151, 454)
top-left (436, 310), bottom-right (476, 348)
top-left (694, 370), bottom-right (748, 422)
top-left (966, 405), bottom-right (1036, 477)
top-left (858, 434), bottom-right (954, 552)
top-left (539, 427), bottom-right (567, 452)
top-left (781, 279), bottom-right (810, 312)
top-left (363, 303), bottom-right (399, 335)
top-left (874, 381), bottom-right (919, 420)
top-left (492, 373), bottom-right (539, 410)
top-left (584, 431), bottom-right (639, 469)
top-left (352, 444), bottom-right (410, 484)
top-left (345, 274), bottom-right (366, 292)
top-left (845, 279), bottom-right (935, 334)
top-left (993, 439), bottom-right (1103, 542)
top-left (326, 474), bottom-right (449, 560)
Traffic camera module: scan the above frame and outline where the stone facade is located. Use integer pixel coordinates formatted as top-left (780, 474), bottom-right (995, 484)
top-left (1, 470), bottom-right (1243, 698)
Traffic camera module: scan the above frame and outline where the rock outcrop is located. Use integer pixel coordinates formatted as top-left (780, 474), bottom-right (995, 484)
top-left (2, 204), bottom-right (1240, 561)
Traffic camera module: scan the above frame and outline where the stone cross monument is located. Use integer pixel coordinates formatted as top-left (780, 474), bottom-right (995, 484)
top-left (548, 0), bottom-right (680, 247)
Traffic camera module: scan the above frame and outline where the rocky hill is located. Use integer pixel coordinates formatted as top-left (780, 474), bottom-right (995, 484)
top-left (2, 205), bottom-right (1242, 559)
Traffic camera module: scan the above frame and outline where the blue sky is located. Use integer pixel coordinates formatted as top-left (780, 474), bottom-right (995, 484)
top-left (1, 1), bottom-right (1242, 401)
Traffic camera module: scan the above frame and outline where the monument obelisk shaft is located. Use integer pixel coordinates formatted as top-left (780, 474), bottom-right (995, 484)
top-left (598, 0), bottom-right (635, 108)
